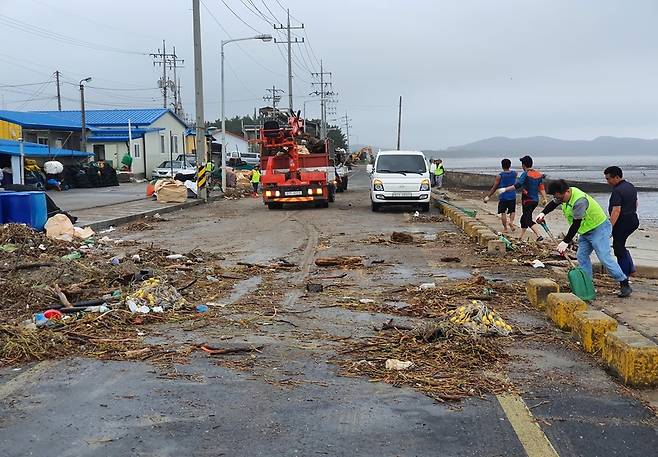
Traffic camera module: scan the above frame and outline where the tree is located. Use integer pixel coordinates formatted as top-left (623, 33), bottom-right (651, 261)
top-left (206, 115), bottom-right (255, 136)
top-left (307, 119), bottom-right (347, 149)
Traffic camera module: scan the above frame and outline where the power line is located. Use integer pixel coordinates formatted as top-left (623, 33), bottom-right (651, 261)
top-left (218, 0), bottom-right (264, 34)
top-left (201, 0), bottom-right (285, 77)
top-left (0, 81), bottom-right (52, 88)
top-left (17, 80), bottom-right (52, 111)
top-left (0, 14), bottom-right (146, 55)
top-left (260, 0), bottom-right (281, 22)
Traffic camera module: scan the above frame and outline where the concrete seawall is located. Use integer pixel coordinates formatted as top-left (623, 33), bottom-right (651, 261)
top-left (444, 171), bottom-right (658, 193)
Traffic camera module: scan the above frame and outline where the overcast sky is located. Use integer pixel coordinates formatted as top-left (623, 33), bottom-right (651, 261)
top-left (1, 0), bottom-right (658, 149)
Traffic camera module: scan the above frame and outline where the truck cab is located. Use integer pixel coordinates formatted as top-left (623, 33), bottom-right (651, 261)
top-left (367, 150), bottom-right (431, 212)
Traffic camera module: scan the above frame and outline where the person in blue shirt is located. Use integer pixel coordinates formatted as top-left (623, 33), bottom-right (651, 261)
top-left (484, 158), bottom-right (517, 233)
top-left (497, 155), bottom-right (548, 241)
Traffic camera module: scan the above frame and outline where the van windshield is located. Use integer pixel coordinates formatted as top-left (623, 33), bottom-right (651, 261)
top-left (376, 155), bottom-right (427, 174)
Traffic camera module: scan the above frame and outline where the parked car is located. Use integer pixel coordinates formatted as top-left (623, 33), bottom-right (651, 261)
top-left (225, 151), bottom-right (260, 167)
top-left (151, 160), bottom-right (196, 180)
top-left (367, 150), bottom-right (431, 212)
top-left (176, 154), bottom-right (198, 167)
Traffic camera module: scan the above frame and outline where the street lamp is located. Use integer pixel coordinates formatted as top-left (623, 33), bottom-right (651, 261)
top-left (221, 34), bottom-right (271, 192)
top-left (79, 77), bottom-right (92, 154)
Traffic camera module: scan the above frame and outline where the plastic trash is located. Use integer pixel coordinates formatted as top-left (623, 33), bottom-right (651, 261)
top-left (359, 298), bottom-right (375, 304)
top-left (33, 312), bottom-right (48, 328)
top-left (110, 256), bottom-right (121, 266)
top-left (131, 254), bottom-right (141, 262)
top-left (43, 309), bottom-right (63, 320)
top-left (531, 259), bottom-right (545, 269)
top-left (166, 254), bottom-right (185, 260)
top-left (385, 359), bottom-right (414, 371)
top-left (196, 304), bottom-right (209, 313)
top-left (0, 244), bottom-right (18, 253)
top-left (61, 251), bottom-right (82, 261)
top-left (44, 214), bottom-right (76, 241)
top-left (419, 282), bottom-right (436, 290)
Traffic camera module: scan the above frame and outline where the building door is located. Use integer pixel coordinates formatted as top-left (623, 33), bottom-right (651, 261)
top-left (93, 144), bottom-right (106, 161)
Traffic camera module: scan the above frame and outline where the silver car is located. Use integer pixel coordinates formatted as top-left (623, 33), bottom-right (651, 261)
top-left (151, 160), bottom-right (196, 180)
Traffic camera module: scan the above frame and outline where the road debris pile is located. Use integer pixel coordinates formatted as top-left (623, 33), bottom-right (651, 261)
top-left (333, 323), bottom-right (512, 402)
top-left (0, 223), bottom-right (253, 367)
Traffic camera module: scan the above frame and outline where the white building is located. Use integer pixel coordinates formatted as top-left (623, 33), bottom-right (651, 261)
top-left (30, 109), bottom-right (189, 178)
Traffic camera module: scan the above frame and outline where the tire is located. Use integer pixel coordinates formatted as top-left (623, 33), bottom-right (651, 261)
top-left (371, 202), bottom-right (380, 212)
top-left (419, 203), bottom-right (430, 213)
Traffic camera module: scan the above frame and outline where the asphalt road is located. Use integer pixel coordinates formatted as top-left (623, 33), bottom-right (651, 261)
top-left (1, 169), bottom-right (656, 456)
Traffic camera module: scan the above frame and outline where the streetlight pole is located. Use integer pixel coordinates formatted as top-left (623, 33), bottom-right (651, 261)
top-left (220, 34), bottom-right (271, 192)
top-left (79, 77), bottom-right (92, 154)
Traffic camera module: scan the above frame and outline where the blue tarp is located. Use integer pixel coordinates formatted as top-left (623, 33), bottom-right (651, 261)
top-left (0, 139), bottom-right (92, 158)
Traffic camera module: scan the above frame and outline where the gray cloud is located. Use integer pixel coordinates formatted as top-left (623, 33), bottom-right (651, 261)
top-left (1, 0), bottom-right (657, 149)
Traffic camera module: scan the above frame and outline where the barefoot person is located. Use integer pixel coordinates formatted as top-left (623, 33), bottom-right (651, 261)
top-left (496, 155), bottom-right (547, 241)
top-left (484, 158), bottom-right (517, 233)
top-left (536, 179), bottom-right (632, 298)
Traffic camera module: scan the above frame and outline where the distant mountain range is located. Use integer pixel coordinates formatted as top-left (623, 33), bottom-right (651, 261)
top-left (430, 136), bottom-right (658, 157)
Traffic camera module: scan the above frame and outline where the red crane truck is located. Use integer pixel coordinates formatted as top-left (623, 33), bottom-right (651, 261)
top-left (257, 113), bottom-right (335, 210)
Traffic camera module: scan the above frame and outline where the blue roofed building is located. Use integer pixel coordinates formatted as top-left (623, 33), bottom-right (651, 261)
top-left (0, 108), bottom-right (190, 178)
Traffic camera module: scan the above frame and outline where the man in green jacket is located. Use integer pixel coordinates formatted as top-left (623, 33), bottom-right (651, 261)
top-left (536, 179), bottom-right (631, 297)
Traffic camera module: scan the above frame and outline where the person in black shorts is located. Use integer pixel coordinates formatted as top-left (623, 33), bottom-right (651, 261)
top-left (484, 159), bottom-right (517, 233)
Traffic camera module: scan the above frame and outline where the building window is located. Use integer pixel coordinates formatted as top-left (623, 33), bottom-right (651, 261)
top-left (93, 144), bottom-right (105, 161)
top-left (134, 143), bottom-right (140, 158)
top-left (160, 134), bottom-right (166, 154)
top-left (37, 137), bottom-right (49, 145)
top-left (173, 135), bottom-right (179, 155)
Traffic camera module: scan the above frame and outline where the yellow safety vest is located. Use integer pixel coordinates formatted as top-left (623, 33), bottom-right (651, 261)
top-left (251, 169), bottom-right (261, 183)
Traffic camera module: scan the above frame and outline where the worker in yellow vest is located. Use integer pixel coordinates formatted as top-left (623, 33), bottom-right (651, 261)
top-left (536, 179), bottom-right (631, 297)
top-left (434, 159), bottom-right (445, 188)
top-left (250, 165), bottom-right (261, 198)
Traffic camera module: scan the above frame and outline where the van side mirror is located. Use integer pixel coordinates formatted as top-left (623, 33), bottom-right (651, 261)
top-left (366, 164), bottom-right (373, 173)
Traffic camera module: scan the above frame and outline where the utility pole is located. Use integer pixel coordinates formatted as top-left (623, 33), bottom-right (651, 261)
top-left (397, 95), bottom-right (402, 150)
top-left (311, 60), bottom-right (333, 140)
top-left (340, 112), bottom-right (352, 153)
top-left (274, 10), bottom-right (304, 114)
top-left (54, 70), bottom-right (62, 111)
top-left (192, 0), bottom-right (207, 201)
top-left (150, 41), bottom-right (184, 111)
top-left (263, 85), bottom-right (284, 113)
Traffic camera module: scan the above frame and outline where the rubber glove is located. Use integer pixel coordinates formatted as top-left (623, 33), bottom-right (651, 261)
top-left (557, 241), bottom-right (569, 254)
top-left (483, 196), bottom-right (490, 203)
top-left (535, 213), bottom-right (546, 224)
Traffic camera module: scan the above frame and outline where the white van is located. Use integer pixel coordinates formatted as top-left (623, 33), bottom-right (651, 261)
top-left (367, 150), bottom-right (431, 212)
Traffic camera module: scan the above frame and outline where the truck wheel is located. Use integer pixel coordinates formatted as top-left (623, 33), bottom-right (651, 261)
top-left (419, 203), bottom-right (430, 213)
top-left (371, 202), bottom-right (380, 212)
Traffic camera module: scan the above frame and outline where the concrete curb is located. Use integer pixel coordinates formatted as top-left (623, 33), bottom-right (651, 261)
top-left (433, 190), bottom-right (658, 279)
top-left (525, 278), bottom-right (658, 387)
top-left (431, 192), bottom-right (504, 256)
top-left (86, 200), bottom-right (204, 231)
